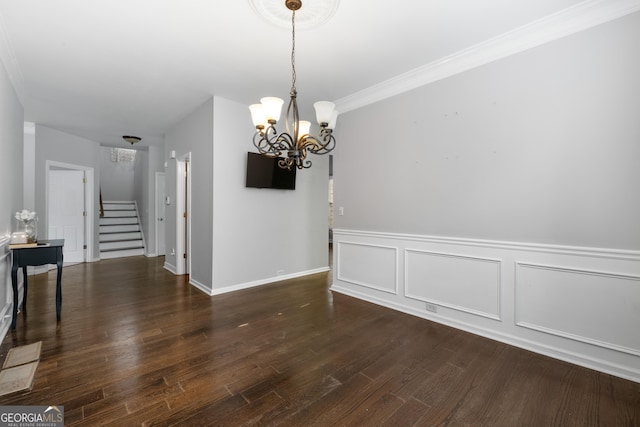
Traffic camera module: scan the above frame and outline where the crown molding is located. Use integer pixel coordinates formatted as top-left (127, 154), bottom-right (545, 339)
top-left (335, 0), bottom-right (640, 114)
top-left (0, 10), bottom-right (25, 104)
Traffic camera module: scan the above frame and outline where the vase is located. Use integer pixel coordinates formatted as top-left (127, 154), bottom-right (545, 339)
top-left (18, 218), bottom-right (38, 243)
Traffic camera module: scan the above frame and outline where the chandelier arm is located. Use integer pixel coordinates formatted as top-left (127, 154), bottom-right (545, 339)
top-left (253, 124), bottom-right (298, 157)
top-left (299, 131), bottom-right (336, 155)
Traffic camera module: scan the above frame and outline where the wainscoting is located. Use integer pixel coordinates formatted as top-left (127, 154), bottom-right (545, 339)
top-left (331, 229), bottom-right (640, 383)
top-left (0, 237), bottom-right (19, 342)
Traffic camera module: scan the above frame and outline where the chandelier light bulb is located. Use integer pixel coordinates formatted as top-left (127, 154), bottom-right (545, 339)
top-left (313, 101), bottom-right (336, 126)
top-left (260, 97), bottom-right (284, 122)
top-left (298, 120), bottom-right (311, 140)
top-left (249, 104), bottom-right (267, 128)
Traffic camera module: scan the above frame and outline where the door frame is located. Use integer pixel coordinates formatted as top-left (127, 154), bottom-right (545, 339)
top-left (155, 171), bottom-right (166, 256)
top-left (45, 160), bottom-right (94, 263)
top-left (175, 153), bottom-right (191, 275)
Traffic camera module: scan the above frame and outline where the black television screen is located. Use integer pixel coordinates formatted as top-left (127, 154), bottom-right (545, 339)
top-left (246, 152), bottom-right (296, 190)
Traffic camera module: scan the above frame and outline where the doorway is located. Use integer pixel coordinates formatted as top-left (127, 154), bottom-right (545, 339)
top-left (155, 172), bottom-right (166, 256)
top-left (46, 161), bottom-right (94, 264)
top-left (175, 154), bottom-right (191, 275)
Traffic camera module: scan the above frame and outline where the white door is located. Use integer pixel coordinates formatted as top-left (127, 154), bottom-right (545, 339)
top-left (156, 172), bottom-right (166, 256)
top-left (48, 170), bottom-right (85, 263)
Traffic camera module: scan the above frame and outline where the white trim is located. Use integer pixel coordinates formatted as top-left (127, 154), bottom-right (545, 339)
top-left (404, 249), bottom-right (502, 321)
top-left (515, 262), bottom-right (640, 357)
top-left (336, 241), bottom-right (399, 295)
top-left (329, 283), bottom-right (640, 384)
top-left (332, 229), bottom-right (640, 261)
top-left (45, 160), bottom-right (95, 263)
top-left (163, 261), bottom-right (177, 275)
top-left (334, 0), bottom-right (640, 114)
top-left (154, 172), bottom-right (166, 257)
top-left (207, 267), bottom-right (331, 297)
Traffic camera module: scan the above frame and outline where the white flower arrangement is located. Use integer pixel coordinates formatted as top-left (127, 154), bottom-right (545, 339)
top-left (15, 209), bottom-right (37, 223)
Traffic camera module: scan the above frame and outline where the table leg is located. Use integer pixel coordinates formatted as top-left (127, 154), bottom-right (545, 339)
top-left (11, 264), bottom-right (18, 329)
top-left (22, 266), bottom-right (28, 312)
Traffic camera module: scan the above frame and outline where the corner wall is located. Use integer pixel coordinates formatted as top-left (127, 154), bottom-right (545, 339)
top-left (210, 96), bottom-right (330, 293)
top-left (0, 57), bottom-right (24, 339)
top-left (331, 13), bottom-right (640, 381)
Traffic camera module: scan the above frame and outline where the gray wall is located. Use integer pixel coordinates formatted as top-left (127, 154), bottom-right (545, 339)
top-left (132, 145), bottom-right (164, 256)
top-left (0, 59), bottom-right (25, 338)
top-left (211, 96), bottom-right (329, 291)
top-left (334, 12), bottom-right (640, 251)
top-left (163, 96), bottom-right (330, 294)
top-left (100, 146), bottom-right (136, 201)
top-left (330, 11), bottom-right (640, 382)
top-left (34, 125), bottom-right (102, 258)
top-left (164, 97), bottom-right (214, 287)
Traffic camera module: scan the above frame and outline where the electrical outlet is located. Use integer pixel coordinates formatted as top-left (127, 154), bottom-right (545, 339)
top-left (425, 303), bottom-right (438, 313)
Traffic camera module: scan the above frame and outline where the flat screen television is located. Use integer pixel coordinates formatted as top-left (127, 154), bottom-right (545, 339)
top-left (245, 152), bottom-right (296, 190)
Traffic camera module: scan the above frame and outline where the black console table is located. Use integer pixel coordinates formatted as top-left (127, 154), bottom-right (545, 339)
top-left (10, 239), bottom-right (65, 329)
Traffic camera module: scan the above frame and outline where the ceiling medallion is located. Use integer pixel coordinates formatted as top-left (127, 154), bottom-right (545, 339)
top-left (249, 0), bottom-right (340, 30)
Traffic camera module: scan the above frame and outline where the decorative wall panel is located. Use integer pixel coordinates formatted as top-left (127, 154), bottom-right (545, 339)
top-left (516, 263), bottom-right (640, 356)
top-left (405, 250), bottom-right (501, 320)
top-left (337, 241), bottom-right (398, 294)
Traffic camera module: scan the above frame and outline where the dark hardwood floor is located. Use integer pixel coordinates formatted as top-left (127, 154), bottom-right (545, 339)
top-left (0, 256), bottom-right (638, 426)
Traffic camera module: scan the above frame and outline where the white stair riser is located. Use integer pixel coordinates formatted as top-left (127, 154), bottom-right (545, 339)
top-left (100, 217), bottom-right (139, 225)
top-left (100, 240), bottom-right (144, 250)
top-left (100, 224), bottom-right (140, 233)
top-left (100, 248), bottom-right (145, 259)
top-left (100, 232), bottom-right (142, 242)
top-left (102, 210), bottom-right (137, 218)
top-left (103, 203), bottom-right (135, 210)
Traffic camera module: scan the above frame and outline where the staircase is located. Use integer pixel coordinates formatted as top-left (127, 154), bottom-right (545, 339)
top-left (99, 201), bottom-right (145, 259)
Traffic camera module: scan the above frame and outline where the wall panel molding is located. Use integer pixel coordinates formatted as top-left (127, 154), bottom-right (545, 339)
top-left (515, 262), bottom-right (640, 357)
top-left (337, 241), bottom-right (398, 294)
top-left (405, 249), bottom-right (501, 320)
top-left (331, 229), bottom-right (640, 383)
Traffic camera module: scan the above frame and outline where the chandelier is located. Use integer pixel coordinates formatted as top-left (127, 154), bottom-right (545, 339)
top-left (249, 0), bottom-right (338, 170)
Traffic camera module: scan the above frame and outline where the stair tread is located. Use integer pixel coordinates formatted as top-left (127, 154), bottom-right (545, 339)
top-left (100, 246), bottom-right (144, 252)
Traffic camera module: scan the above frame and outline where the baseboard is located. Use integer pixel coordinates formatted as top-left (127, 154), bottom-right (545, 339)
top-left (189, 278), bottom-right (211, 295)
top-left (209, 267), bottom-right (331, 297)
top-left (330, 283), bottom-right (640, 383)
top-left (331, 229), bottom-right (640, 383)
top-left (163, 262), bottom-right (177, 274)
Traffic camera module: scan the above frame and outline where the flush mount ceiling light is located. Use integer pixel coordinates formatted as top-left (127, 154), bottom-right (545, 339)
top-left (249, 0), bottom-right (339, 30)
top-left (249, 0), bottom-right (338, 170)
top-left (122, 135), bottom-right (141, 145)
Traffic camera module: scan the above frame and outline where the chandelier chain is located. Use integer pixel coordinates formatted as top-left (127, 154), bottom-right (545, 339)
top-left (290, 10), bottom-right (296, 93)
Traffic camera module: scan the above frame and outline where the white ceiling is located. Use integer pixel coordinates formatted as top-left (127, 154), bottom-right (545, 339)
top-left (0, 0), bottom-right (591, 148)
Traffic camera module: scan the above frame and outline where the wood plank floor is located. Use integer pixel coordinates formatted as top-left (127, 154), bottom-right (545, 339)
top-left (0, 256), bottom-right (638, 426)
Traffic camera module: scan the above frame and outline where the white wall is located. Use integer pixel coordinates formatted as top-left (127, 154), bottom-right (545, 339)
top-left (210, 96), bottom-right (330, 293)
top-left (34, 125), bottom-right (101, 259)
top-left (0, 57), bottom-right (25, 339)
top-left (331, 13), bottom-right (640, 381)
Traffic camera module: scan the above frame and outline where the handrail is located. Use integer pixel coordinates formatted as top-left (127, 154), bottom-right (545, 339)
top-left (99, 189), bottom-right (104, 218)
